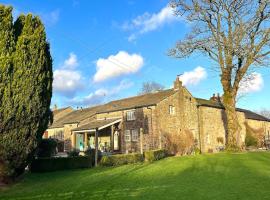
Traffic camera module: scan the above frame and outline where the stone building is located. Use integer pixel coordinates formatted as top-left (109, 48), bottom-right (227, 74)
top-left (46, 76), bottom-right (270, 153)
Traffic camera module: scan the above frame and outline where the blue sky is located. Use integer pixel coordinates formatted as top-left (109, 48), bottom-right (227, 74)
top-left (2, 0), bottom-right (270, 111)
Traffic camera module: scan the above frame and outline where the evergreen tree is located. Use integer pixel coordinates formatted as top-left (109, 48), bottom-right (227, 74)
top-left (0, 6), bottom-right (53, 183)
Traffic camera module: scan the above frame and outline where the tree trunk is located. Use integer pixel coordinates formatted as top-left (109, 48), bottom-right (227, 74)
top-left (223, 91), bottom-right (242, 151)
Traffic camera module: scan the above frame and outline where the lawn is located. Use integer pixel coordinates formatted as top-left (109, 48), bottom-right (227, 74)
top-left (1, 152), bottom-right (270, 200)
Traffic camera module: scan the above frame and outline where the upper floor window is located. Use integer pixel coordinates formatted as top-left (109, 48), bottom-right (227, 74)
top-left (169, 105), bottom-right (175, 115)
top-left (125, 130), bottom-right (131, 142)
top-left (126, 110), bottom-right (136, 121)
top-left (132, 129), bottom-right (139, 141)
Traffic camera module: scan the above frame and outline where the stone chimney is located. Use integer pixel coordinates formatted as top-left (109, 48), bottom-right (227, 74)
top-left (173, 75), bottom-right (182, 90)
top-left (210, 93), bottom-right (222, 102)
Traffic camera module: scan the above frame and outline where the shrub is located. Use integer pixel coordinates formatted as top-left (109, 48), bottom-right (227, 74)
top-left (245, 131), bottom-right (258, 147)
top-left (164, 130), bottom-right (195, 156)
top-left (67, 149), bottom-right (80, 157)
top-left (36, 139), bottom-right (57, 158)
top-left (144, 149), bottom-right (167, 162)
top-left (245, 122), bottom-right (264, 148)
top-left (100, 153), bottom-right (143, 166)
top-left (30, 156), bottom-right (92, 172)
top-left (84, 148), bottom-right (102, 165)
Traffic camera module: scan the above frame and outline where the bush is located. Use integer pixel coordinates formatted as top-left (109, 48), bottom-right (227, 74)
top-left (84, 148), bottom-right (102, 165)
top-left (36, 139), bottom-right (57, 158)
top-left (164, 130), bottom-right (195, 156)
top-left (67, 149), bottom-right (80, 157)
top-left (30, 156), bottom-right (92, 172)
top-left (100, 153), bottom-right (144, 166)
top-left (144, 149), bottom-right (167, 162)
top-left (245, 131), bottom-right (258, 147)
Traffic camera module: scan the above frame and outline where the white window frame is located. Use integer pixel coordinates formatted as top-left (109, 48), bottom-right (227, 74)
top-left (126, 110), bottom-right (136, 121)
top-left (125, 130), bottom-right (131, 142)
top-left (169, 105), bottom-right (175, 115)
top-left (132, 129), bottom-right (139, 142)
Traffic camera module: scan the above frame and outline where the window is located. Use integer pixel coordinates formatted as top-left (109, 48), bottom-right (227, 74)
top-left (132, 129), bottom-right (139, 141)
top-left (126, 110), bottom-right (136, 121)
top-left (169, 105), bottom-right (175, 115)
top-left (125, 130), bottom-right (131, 142)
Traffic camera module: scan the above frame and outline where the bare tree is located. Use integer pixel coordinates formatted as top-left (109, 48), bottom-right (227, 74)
top-left (258, 108), bottom-right (270, 119)
top-left (139, 81), bottom-right (165, 95)
top-left (169, 0), bottom-right (270, 151)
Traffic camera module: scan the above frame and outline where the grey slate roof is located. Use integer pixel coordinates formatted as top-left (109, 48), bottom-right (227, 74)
top-left (196, 98), bottom-right (270, 122)
top-left (97, 89), bottom-right (176, 113)
top-left (49, 89), bottom-right (176, 128)
top-left (72, 118), bottom-right (121, 132)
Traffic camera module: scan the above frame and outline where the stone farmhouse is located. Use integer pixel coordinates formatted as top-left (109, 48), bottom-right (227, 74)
top-left (44, 76), bottom-right (270, 154)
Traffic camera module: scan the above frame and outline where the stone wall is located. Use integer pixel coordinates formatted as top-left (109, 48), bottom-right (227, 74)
top-left (198, 106), bottom-right (247, 152)
top-left (63, 123), bottom-right (78, 151)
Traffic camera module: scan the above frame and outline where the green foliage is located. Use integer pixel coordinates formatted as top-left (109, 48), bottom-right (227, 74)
top-left (84, 148), bottom-right (101, 165)
top-left (245, 131), bottom-right (258, 147)
top-left (100, 153), bottom-right (144, 166)
top-left (36, 139), bottom-right (57, 158)
top-left (30, 156), bottom-right (93, 173)
top-left (0, 5), bottom-right (52, 183)
top-left (144, 149), bottom-right (167, 162)
top-left (67, 149), bottom-right (80, 157)
top-left (2, 152), bottom-right (270, 199)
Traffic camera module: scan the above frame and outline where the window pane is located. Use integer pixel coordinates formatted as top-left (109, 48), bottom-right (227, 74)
top-left (127, 110), bottom-right (136, 121)
top-left (125, 130), bottom-right (131, 142)
top-left (132, 129), bottom-right (138, 141)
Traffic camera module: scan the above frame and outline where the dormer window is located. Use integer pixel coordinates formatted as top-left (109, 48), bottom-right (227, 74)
top-left (169, 105), bottom-right (175, 115)
top-left (127, 110), bottom-right (136, 121)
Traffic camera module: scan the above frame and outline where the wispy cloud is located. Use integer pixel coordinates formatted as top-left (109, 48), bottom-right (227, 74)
top-left (121, 5), bottom-right (180, 41)
top-left (69, 80), bottom-right (134, 106)
top-left (41, 9), bottom-right (60, 26)
top-left (239, 72), bottom-right (264, 94)
top-left (93, 51), bottom-right (144, 82)
top-left (179, 66), bottom-right (207, 86)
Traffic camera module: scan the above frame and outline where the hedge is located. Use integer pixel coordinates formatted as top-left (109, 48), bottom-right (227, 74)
top-left (30, 156), bottom-right (93, 172)
top-left (36, 139), bottom-right (57, 158)
top-left (100, 153), bottom-right (144, 166)
top-left (144, 149), bottom-right (167, 162)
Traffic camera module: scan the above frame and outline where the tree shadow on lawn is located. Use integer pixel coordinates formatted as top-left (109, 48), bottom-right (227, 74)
top-left (1, 153), bottom-right (270, 200)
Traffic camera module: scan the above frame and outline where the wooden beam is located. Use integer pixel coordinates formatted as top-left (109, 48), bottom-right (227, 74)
top-left (95, 127), bottom-right (99, 167)
top-left (111, 125), bottom-right (114, 152)
top-left (84, 132), bottom-right (88, 151)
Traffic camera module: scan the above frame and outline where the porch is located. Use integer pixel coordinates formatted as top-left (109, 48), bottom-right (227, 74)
top-left (72, 118), bottom-right (122, 153)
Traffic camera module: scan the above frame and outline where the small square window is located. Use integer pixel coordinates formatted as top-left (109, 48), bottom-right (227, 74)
top-left (132, 129), bottom-right (139, 141)
top-left (169, 105), bottom-right (175, 115)
top-left (126, 110), bottom-right (136, 121)
top-left (125, 130), bottom-right (131, 142)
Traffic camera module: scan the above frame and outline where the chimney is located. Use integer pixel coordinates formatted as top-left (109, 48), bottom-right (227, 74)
top-left (210, 93), bottom-right (222, 102)
top-left (173, 75), bottom-right (182, 90)
top-left (53, 104), bottom-right (58, 111)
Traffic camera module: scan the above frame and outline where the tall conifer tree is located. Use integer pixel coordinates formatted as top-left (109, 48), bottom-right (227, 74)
top-left (0, 6), bottom-right (52, 183)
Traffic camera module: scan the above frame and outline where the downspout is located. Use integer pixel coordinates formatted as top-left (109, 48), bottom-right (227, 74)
top-left (196, 105), bottom-right (202, 153)
top-left (147, 107), bottom-right (154, 149)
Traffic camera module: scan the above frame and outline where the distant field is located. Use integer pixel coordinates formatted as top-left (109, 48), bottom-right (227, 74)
top-left (1, 152), bottom-right (270, 200)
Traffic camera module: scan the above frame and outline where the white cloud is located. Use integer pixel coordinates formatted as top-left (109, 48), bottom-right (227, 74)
top-left (63, 53), bottom-right (79, 69)
top-left (239, 72), bottom-right (264, 94)
top-left (123, 5), bottom-right (179, 41)
top-left (53, 69), bottom-right (83, 97)
top-left (93, 51), bottom-right (144, 82)
top-left (179, 66), bottom-right (207, 86)
top-left (53, 53), bottom-right (83, 97)
top-left (69, 80), bottom-right (134, 106)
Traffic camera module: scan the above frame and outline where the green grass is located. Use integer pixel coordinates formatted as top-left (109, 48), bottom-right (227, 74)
top-left (1, 152), bottom-right (270, 200)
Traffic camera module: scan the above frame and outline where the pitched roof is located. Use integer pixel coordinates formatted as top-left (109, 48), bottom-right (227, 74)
top-left (196, 98), bottom-right (270, 122)
top-left (49, 105), bottom-right (105, 128)
top-left (72, 118), bottom-right (122, 132)
top-left (48, 89), bottom-right (176, 128)
top-left (52, 107), bottom-right (72, 115)
top-left (97, 89), bottom-right (176, 113)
